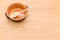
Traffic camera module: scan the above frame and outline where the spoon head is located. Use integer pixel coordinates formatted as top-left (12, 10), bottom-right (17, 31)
top-left (10, 12), bottom-right (21, 18)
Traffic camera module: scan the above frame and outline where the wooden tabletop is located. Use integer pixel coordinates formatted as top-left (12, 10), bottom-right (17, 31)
top-left (0, 0), bottom-right (60, 40)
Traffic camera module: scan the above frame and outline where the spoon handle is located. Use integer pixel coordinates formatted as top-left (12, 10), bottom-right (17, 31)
top-left (20, 6), bottom-right (35, 13)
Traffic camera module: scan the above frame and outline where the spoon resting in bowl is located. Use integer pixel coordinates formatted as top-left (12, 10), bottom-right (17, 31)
top-left (9, 6), bottom-right (35, 19)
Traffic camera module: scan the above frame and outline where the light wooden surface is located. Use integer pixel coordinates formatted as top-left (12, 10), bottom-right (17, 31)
top-left (0, 0), bottom-right (60, 40)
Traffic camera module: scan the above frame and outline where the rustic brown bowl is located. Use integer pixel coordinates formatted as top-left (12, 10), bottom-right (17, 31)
top-left (5, 3), bottom-right (28, 22)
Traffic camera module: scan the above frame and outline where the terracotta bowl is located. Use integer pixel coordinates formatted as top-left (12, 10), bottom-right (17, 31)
top-left (5, 3), bottom-right (28, 22)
